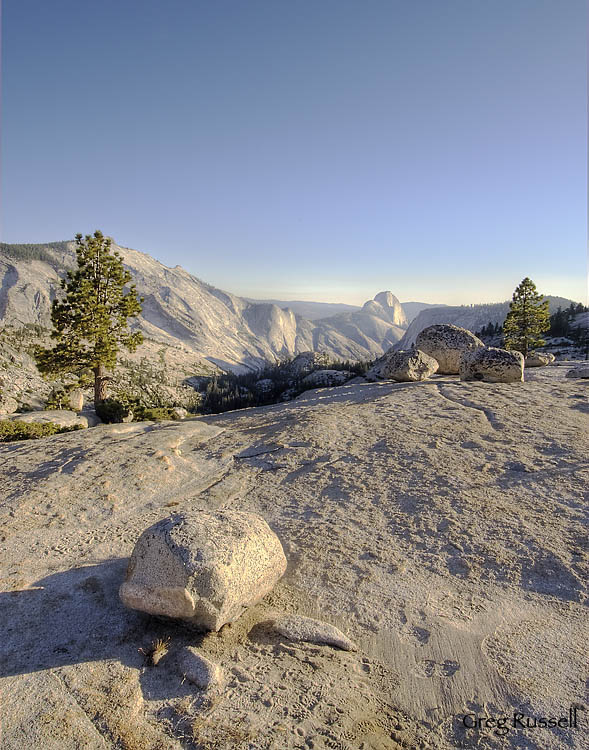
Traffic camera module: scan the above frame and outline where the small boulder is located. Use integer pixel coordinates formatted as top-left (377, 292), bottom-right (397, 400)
top-left (286, 352), bottom-right (330, 377)
top-left (415, 325), bottom-right (484, 374)
top-left (565, 365), bottom-right (589, 379)
top-left (0, 395), bottom-right (18, 416)
top-left (119, 510), bottom-right (287, 631)
top-left (525, 352), bottom-right (555, 368)
top-left (365, 349), bottom-right (438, 382)
top-left (459, 347), bottom-right (524, 383)
top-left (179, 647), bottom-right (224, 689)
top-left (68, 389), bottom-right (85, 411)
top-left (171, 407), bottom-right (188, 419)
top-left (301, 370), bottom-right (352, 388)
top-left (269, 614), bottom-right (357, 651)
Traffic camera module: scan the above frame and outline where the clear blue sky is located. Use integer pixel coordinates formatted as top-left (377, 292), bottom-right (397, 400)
top-left (1, 0), bottom-right (586, 304)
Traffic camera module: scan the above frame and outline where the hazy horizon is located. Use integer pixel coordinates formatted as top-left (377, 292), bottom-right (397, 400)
top-left (1, 234), bottom-right (582, 308)
top-left (1, 1), bottom-right (586, 305)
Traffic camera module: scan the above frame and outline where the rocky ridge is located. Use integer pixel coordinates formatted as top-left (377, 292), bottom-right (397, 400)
top-left (0, 242), bottom-right (409, 371)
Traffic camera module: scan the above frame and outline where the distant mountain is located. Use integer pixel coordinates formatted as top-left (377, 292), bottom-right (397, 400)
top-left (246, 297), bottom-right (442, 324)
top-left (245, 298), bottom-right (360, 320)
top-left (0, 242), bottom-right (407, 370)
top-left (2, 241), bottom-right (577, 371)
top-left (308, 292), bottom-right (407, 354)
top-left (398, 297), bottom-right (579, 348)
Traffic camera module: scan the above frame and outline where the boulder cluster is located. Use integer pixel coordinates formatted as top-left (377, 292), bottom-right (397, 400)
top-left (365, 323), bottom-right (534, 384)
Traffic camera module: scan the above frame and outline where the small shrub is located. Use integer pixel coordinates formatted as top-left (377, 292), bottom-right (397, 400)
top-left (45, 388), bottom-right (68, 410)
top-left (95, 398), bottom-right (132, 424)
top-left (135, 406), bottom-right (178, 421)
top-left (0, 421), bottom-right (83, 442)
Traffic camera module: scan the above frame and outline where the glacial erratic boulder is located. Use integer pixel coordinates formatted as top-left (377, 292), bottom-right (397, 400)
top-left (68, 389), bottom-right (85, 411)
top-left (365, 348), bottom-right (438, 382)
top-left (415, 325), bottom-right (484, 374)
top-left (525, 352), bottom-right (555, 368)
top-left (301, 369), bottom-right (352, 388)
top-left (119, 509), bottom-right (287, 631)
top-left (459, 347), bottom-right (524, 383)
top-left (286, 351), bottom-right (330, 377)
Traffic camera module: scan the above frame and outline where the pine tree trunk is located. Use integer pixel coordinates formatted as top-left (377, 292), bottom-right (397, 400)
top-left (94, 364), bottom-right (109, 405)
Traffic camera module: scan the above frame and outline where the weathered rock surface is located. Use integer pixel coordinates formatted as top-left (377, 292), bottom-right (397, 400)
top-left (366, 348), bottom-right (438, 382)
top-left (10, 409), bottom-right (99, 428)
top-left (119, 509), bottom-right (287, 630)
top-left (415, 324), bottom-right (484, 374)
top-left (565, 365), bottom-right (589, 379)
top-left (525, 352), bottom-right (555, 367)
top-left (459, 347), bottom-right (524, 383)
top-left (1, 371), bottom-right (587, 750)
top-left (270, 614), bottom-right (357, 651)
top-left (178, 647), bottom-right (224, 689)
top-left (301, 369), bottom-right (352, 388)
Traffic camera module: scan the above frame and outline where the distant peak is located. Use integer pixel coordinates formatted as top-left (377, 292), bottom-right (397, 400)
top-left (364, 291), bottom-right (407, 327)
top-left (374, 291), bottom-right (400, 308)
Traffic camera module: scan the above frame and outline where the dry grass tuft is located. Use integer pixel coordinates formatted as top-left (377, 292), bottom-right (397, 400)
top-left (139, 637), bottom-right (171, 666)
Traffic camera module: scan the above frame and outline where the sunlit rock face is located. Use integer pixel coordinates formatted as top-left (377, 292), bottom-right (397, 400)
top-left (372, 291), bottom-right (408, 328)
top-left (0, 244), bottom-right (410, 369)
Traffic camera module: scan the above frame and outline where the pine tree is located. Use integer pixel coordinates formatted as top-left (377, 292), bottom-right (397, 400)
top-left (502, 277), bottom-right (550, 356)
top-left (35, 231), bottom-right (144, 404)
